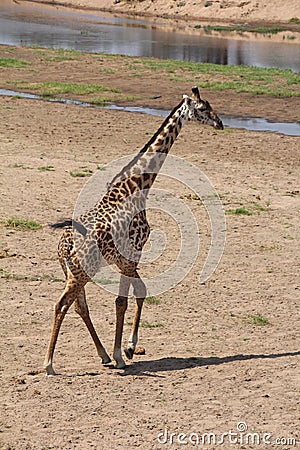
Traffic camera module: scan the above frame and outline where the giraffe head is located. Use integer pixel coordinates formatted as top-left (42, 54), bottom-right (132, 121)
top-left (183, 86), bottom-right (223, 130)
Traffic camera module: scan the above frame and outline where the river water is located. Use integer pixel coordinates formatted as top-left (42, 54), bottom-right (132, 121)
top-left (2, 89), bottom-right (299, 137)
top-left (0, 2), bottom-right (299, 135)
top-left (0, 1), bottom-right (299, 71)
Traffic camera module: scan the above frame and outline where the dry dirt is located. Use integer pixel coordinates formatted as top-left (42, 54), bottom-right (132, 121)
top-left (0, 44), bottom-right (300, 450)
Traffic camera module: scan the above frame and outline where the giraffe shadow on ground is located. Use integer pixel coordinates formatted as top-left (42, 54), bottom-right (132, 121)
top-left (118, 350), bottom-right (300, 378)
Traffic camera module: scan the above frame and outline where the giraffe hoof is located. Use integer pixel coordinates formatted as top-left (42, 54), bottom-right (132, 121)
top-left (124, 347), bottom-right (134, 360)
top-left (115, 360), bottom-right (126, 369)
top-left (101, 357), bottom-right (112, 365)
top-left (45, 365), bottom-right (57, 376)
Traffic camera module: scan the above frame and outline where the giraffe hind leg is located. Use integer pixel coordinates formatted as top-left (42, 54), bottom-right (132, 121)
top-left (74, 289), bottom-right (111, 365)
top-left (44, 278), bottom-right (80, 375)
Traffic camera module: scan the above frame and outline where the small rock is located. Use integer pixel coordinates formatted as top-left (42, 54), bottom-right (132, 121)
top-left (134, 346), bottom-right (146, 355)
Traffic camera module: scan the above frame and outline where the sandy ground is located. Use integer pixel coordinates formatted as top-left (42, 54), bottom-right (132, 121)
top-left (0, 43), bottom-right (300, 449)
top-left (22, 0), bottom-right (300, 24)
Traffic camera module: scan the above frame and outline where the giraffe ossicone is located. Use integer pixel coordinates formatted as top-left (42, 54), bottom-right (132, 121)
top-left (44, 87), bottom-right (224, 374)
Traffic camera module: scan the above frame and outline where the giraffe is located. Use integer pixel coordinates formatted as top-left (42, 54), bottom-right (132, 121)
top-left (44, 86), bottom-right (223, 374)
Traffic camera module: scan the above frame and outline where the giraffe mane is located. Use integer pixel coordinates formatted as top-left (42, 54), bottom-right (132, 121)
top-left (107, 98), bottom-right (186, 190)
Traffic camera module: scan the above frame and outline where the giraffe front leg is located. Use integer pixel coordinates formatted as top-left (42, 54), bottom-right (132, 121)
top-left (125, 298), bottom-right (144, 360)
top-left (74, 289), bottom-right (111, 365)
top-left (113, 273), bottom-right (130, 368)
top-left (125, 275), bottom-right (146, 360)
top-left (113, 295), bottom-right (128, 368)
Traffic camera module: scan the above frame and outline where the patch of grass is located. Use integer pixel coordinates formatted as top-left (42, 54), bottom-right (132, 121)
top-left (98, 68), bottom-right (116, 74)
top-left (30, 48), bottom-right (46, 55)
top-left (42, 274), bottom-right (64, 282)
top-left (226, 207), bottom-right (252, 216)
top-left (9, 163), bottom-right (26, 169)
top-left (0, 269), bottom-right (40, 282)
top-left (70, 172), bottom-right (90, 178)
top-left (258, 242), bottom-right (281, 251)
top-left (289, 17), bottom-right (300, 24)
top-left (11, 51), bottom-right (300, 98)
top-left (89, 94), bottom-right (137, 105)
top-left (129, 58), bottom-right (300, 97)
top-left (204, 24), bottom-right (242, 33)
top-left (145, 296), bottom-right (160, 305)
top-left (0, 217), bottom-right (42, 231)
top-left (140, 321), bottom-right (164, 328)
top-left (44, 55), bottom-right (78, 62)
top-left (4, 46), bottom-right (300, 99)
top-left (193, 79), bottom-right (299, 97)
top-left (204, 24), bottom-right (286, 34)
top-left (70, 168), bottom-right (93, 177)
top-left (0, 57), bottom-right (30, 68)
top-left (97, 166), bottom-right (106, 171)
top-left (227, 202), bottom-right (270, 216)
top-left (0, 270), bottom-right (63, 282)
top-left (38, 165), bottom-right (55, 171)
top-left (247, 314), bottom-right (269, 326)
top-left (251, 202), bottom-right (270, 212)
top-left (93, 277), bottom-right (119, 285)
top-left (14, 81), bottom-right (121, 97)
top-left (34, 47), bottom-right (83, 61)
top-left (249, 26), bottom-right (286, 34)
top-left (204, 1), bottom-right (213, 6)
top-left (12, 79), bottom-right (135, 105)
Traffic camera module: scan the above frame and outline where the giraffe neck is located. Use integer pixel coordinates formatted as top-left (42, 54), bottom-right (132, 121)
top-left (108, 98), bottom-right (189, 193)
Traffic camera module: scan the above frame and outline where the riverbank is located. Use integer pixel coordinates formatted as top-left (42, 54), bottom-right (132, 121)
top-left (1, 45), bottom-right (300, 123)
top-left (21, 0), bottom-right (300, 26)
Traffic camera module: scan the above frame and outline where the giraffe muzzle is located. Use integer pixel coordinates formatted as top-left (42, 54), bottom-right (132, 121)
top-left (214, 118), bottom-right (224, 130)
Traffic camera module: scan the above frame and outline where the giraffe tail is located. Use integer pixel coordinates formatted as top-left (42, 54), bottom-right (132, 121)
top-left (49, 220), bottom-right (87, 236)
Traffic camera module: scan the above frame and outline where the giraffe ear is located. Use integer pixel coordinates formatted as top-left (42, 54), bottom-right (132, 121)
top-left (182, 95), bottom-right (193, 106)
top-left (191, 86), bottom-right (201, 102)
